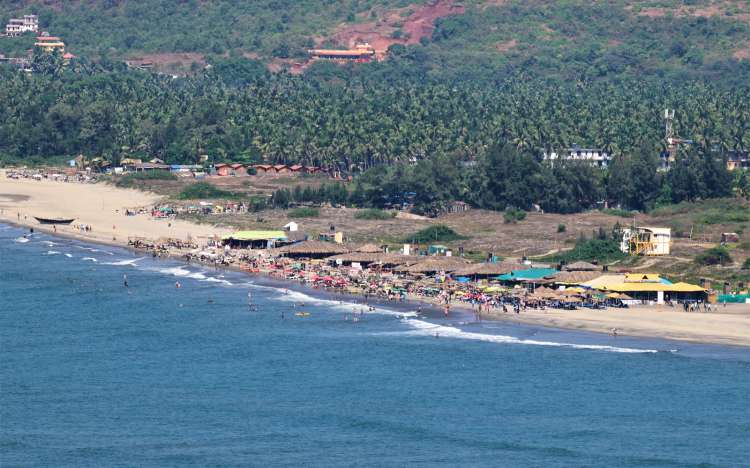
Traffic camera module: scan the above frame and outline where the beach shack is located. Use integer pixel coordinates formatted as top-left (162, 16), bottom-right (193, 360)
top-left (252, 164), bottom-right (273, 174)
top-left (230, 164), bottom-right (247, 176)
top-left (496, 268), bottom-right (558, 289)
top-left (276, 240), bottom-right (349, 259)
top-left (222, 230), bottom-right (287, 249)
top-left (581, 274), bottom-right (706, 304)
top-left (428, 245), bottom-right (449, 256)
top-left (215, 164), bottom-right (232, 176)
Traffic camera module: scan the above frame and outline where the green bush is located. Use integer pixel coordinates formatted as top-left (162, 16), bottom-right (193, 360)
top-left (550, 238), bottom-right (626, 264)
top-left (178, 182), bottom-right (236, 200)
top-left (601, 208), bottom-right (633, 218)
top-left (403, 225), bottom-right (466, 243)
top-left (354, 209), bottom-right (396, 220)
top-left (288, 207), bottom-right (320, 218)
top-left (503, 207), bottom-right (527, 224)
top-left (557, 223), bottom-right (566, 233)
top-left (694, 247), bottom-right (733, 266)
top-left (742, 257), bottom-right (750, 270)
top-left (115, 170), bottom-right (176, 188)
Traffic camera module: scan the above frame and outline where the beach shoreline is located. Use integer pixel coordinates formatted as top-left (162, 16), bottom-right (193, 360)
top-left (2, 174), bottom-right (750, 347)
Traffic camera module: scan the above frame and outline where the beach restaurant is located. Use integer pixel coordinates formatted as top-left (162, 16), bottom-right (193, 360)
top-left (581, 274), bottom-right (706, 304)
top-left (222, 230), bottom-right (287, 249)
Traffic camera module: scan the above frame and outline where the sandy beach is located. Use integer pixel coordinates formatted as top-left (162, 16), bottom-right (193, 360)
top-left (480, 304), bottom-right (750, 347)
top-left (0, 172), bottom-right (230, 248)
top-left (2, 172), bottom-right (750, 347)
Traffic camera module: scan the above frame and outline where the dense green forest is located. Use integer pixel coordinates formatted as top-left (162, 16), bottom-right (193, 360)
top-left (2, 0), bottom-right (750, 84)
top-left (1, 1), bottom-right (748, 214)
top-left (1, 57), bottom-right (748, 168)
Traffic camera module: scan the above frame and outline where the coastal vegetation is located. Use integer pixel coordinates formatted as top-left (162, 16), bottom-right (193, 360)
top-left (354, 209), bottom-right (397, 220)
top-left (178, 182), bottom-right (237, 200)
top-left (694, 246), bottom-right (733, 266)
top-left (403, 225), bottom-right (465, 243)
top-left (288, 207), bottom-right (320, 218)
top-left (115, 170), bottom-right (176, 188)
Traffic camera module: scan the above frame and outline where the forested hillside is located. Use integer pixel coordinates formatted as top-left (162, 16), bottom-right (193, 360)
top-left (1, 1), bottom-right (749, 214)
top-left (2, 0), bottom-right (750, 84)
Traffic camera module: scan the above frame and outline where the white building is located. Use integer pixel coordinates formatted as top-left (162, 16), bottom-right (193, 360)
top-left (283, 222), bottom-right (299, 232)
top-left (621, 227), bottom-right (671, 256)
top-left (5, 15), bottom-right (38, 36)
top-left (543, 146), bottom-right (612, 168)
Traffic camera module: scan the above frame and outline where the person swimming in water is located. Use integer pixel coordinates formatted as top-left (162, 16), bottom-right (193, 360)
top-left (123, 274), bottom-right (128, 288)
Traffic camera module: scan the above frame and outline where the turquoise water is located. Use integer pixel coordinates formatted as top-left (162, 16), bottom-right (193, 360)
top-left (2, 224), bottom-right (750, 467)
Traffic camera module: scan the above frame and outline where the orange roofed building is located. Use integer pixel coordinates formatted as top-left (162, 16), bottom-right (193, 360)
top-left (35, 34), bottom-right (65, 53)
top-left (308, 43), bottom-right (376, 62)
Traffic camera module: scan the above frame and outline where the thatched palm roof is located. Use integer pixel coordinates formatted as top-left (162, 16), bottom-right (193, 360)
top-left (277, 240), bottom-right (349, 256)
top-left (396, 256), bottom-right (471, 274)
top-left (563, 261), bottom-right (599, 271)
top-left (355, 243), bottom-right (383, 253)
top-left (549, 270), bottom-right (602, 285)
top-left (452, 262), bottom-right (529, 277)
top-left (327, 252), bottom-right (415, 265)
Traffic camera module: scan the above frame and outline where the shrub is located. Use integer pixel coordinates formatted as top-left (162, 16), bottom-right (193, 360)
top-left (403, 225), bottom-right (466, 243)
top-left (503, 207), bottom-right (527, 224)
top-left (742, 257), bottom-right (750, 270)
top-left (601, 208), bottom-right (633, 217)
top-left (694, 247), bottom-right (733, 266)
top-left (116, 170), bottom-right (176, 188)
top-left (288, 207), bottom-right (319, 218)
top-left (549, 238), bottom-right (626, 264)
top-left (557, 223), bottom-right (566, 233)
top-left (354, 209), bottom-right (396, 220)
top-left (178, 182), bottom-right (236, 199)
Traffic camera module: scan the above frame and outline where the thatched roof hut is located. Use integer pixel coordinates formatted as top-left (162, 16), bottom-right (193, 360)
top-left (276, 240), bottom-right (349, 258)
top-left (396, 257), bottom-right (471, 274)
top-left (452, 262), bottom-right (529, 278)
top-left (327, 252), bottom-right (415, 267)
top-left (562, 261), bottom-right (599, 271)
top-left (549, 270), bottom-right (602, 285)
top-left (355, 243), bottom-right (383, 253)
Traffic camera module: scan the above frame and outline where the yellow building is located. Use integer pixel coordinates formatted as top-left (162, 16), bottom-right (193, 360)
top-left (35, 35), bottom-right (65, 53)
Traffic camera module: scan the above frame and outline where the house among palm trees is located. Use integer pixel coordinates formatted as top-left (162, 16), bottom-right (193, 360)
top-left (5, 15), bottom-right (38, 36)
top-left (35, 33), bottom-right (65, 53)
top-left (543, 145), bottom-right (612, 168)
top-left (726, 150), bottom-right (749, 170)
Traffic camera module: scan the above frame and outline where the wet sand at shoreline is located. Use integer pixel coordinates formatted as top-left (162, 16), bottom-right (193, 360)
top-left (2, 172), bottom-right (749, 347)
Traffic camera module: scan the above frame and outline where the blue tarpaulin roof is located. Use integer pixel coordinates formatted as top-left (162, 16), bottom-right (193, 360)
top-left (496, 268), bottom-right (557, 281)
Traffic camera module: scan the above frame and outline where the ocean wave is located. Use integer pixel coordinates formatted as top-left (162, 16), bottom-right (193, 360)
top-left (42, 240), bottom-right (59, 246)
top-left (64, 253), bottom-right (73, 258)
top-left (144, 265), bottom-right (210, 281)
top-left (14, 237), bottom-right (30, 243)
top-left (102, 258), bottom-right (144, 266)
top-left (45, 250), bottom-right (61, 255)
top-left (402, 319), bottom-right (659, 354)
top-left (82, 257), bottom-right (98, 262)
top-left (202, 277), bottom-right (234, 286)
top-left (254, 283), bottom-right (409, 317)
top-left (75, 245), bottom-right (114, 255)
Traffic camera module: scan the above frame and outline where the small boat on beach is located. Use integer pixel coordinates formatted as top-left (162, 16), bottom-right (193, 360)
top-left (34, 216), bottom-right (75, 225)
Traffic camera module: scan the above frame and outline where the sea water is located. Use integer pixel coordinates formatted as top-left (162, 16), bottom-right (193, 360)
top-left (1, 223), bottom-right (749, 467)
